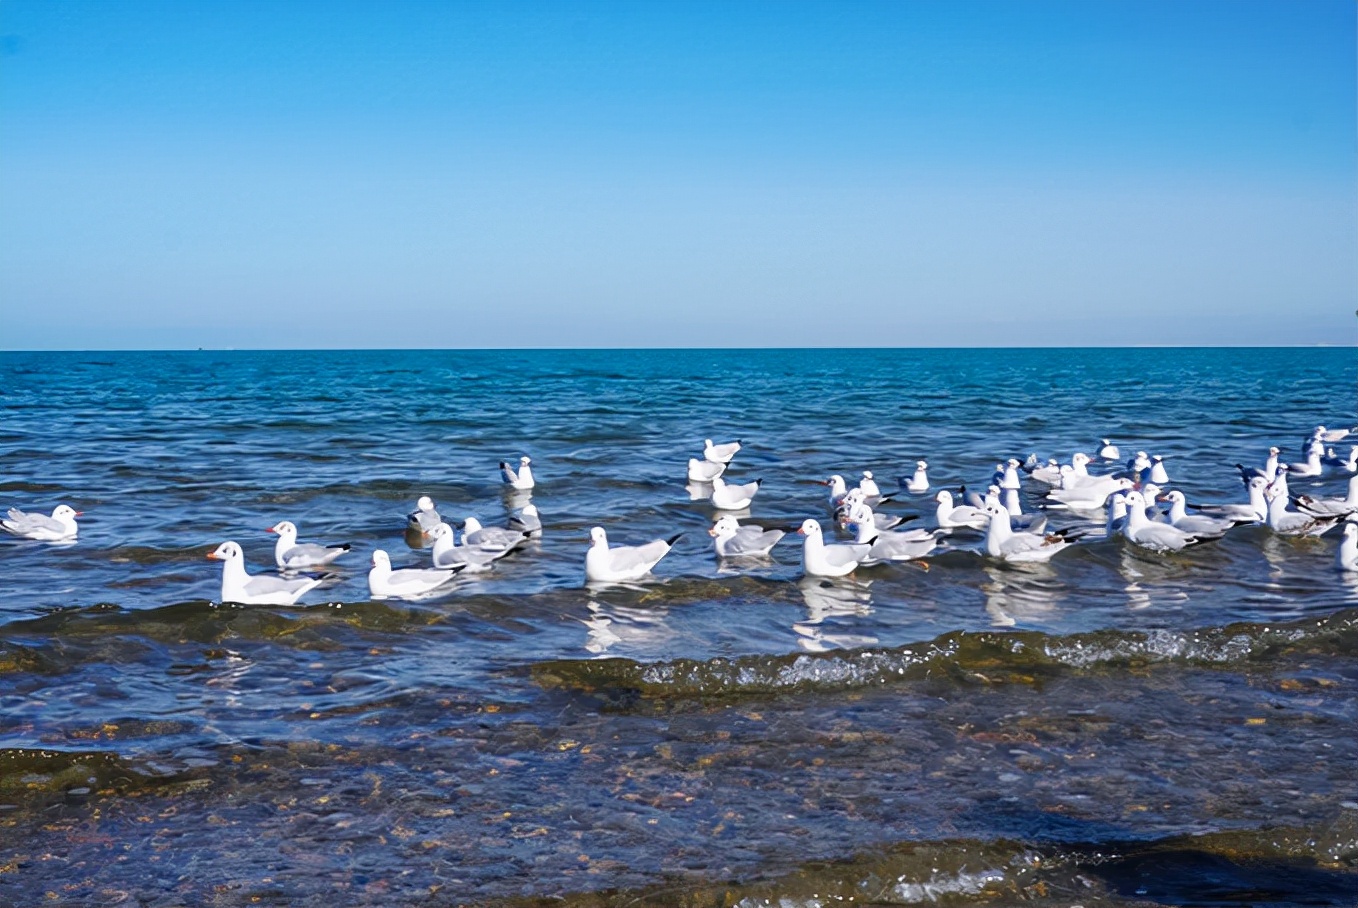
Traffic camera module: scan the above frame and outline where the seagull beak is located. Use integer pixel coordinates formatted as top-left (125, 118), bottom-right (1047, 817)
top-left (206, 552), bottom-right (219, 560)
top-left (265, 527), bottom-right (278, 534)
top-left (74, 511), bottom-right (84, 517)
top-left (707, 528), bottom-right (718, 537)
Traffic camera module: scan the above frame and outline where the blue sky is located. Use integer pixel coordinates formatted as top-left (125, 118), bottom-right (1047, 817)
top-left (1, 0), bottom-right (1353, 349)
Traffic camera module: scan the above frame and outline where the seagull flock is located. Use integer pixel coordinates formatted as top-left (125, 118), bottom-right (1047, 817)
top-left (5, 426), bottom-right (1358, 606)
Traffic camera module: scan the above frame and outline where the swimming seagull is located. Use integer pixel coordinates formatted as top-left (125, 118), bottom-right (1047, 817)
top-left (1285, 447), bottom-right (1324, 479)
top-left (1263, 485), bottom-right (1340, 537)
top-left (710, 475), bottom-right (761, 510)
top-left (982, 505), bottom-right (1078, 563)
top-left (703, 438), bottom-right (742, 465)
top-left (708, 515), bottom-right (785, 558)
top-left (1321, 445), bottom-right (1358, 472)
top-left (1120, 492), bottom-right (1200, 552)
top-left (798, 518), bottom-right (874, 577)
top-left (1148, 456), bottom-right (1170, 485)
top-left (266, 521), bottom-right (351, 570)
top-left (2, 504), bottom-right (80, 542)
top-left (461, 517), bottom-right (531, 553)
top-left (1188, 476), bottom-right (1269, 523)
top-left (1098, 439), bottom-right (1120, 461)
top-left (369, 549), bottom-right (463, 600)
top-left (407, 496), bottom-right (442, 536)
top-left (904, 460), bottom-right (929, 493)
top-left (1313, 425), bottom-right (1355, 445)
top-left (1045, 477), bottom-right (1133, 510)
top-left (857, 471), bottom-right (882, 500)
top-left (1295, 475), bottom-right (1358, 520)
top-left (208, 541), bottom-right (323, 606)
top-left (1157, 491), bottom-right (1235, 540)
top-left (824, 475), bottom-right (851, 510)
top-left (429, 523), bottom-right (518, 572)
top-left (687, 458), bottom-right (726, 482)
top-left (508, 503), bottom-right (543, 536)
top-left (585, 526), bottom-right (680, 582)
top-left (500, 456), bottom-right (535, 490)
top-left (1338, 523), bottom-right (1358, 572)
top-left (847, 514), bottom-right (946, 564)
top-left (934, 490), bottom-right (989, 530)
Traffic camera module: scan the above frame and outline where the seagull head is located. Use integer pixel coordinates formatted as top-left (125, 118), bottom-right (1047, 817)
top-left (798, 519), bottom-right (822, 538)
top-left (208, 541), bottom-right (242, 562)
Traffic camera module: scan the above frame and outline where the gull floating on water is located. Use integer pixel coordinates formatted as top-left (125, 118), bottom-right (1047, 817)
top-left (710, 475), bottom-right (761, 510)
top-left (709, 515), bottom-right (784, 558)
top-left (585, 526), bottom-right (679, 582)
top-left (2, 504), bottom-right (80, 542)
top-left (904, 460), bottom-right (929, 493)
top-left (824, 474), bottom-right (850, 510)
top-left (1098, 439), bottom-right (1120, 461)
top-left (266, 520), bottom-right (351, 570)
top-left (1045, 476), bottom-right (1133, 510)
top-left (462, 517), bottom-right (531, 553)
top-left (703, 438), bottom-right (742, 465)
top-left (934, 490), bottom-right (989, 531)
top-left (1295, 476), bottom-right (1358, 520)
top-left (1263, 485), bottom-right (1340, 537)
top-left (687, 457), bottom-right (726, 482)
top-left (500, 456), bottom-right (535, 490)
top-left (1338, 523), bottom-right (1358, 572)
top-left (798, 518), bottom-right (873, 577)
top-left (1285, 447), bottom-right (1324, 479)
top-left (1121, 492), bottom-right (1200, 552)
top-left (857, 471), bottom-right (882, 500)
top-left (208, 541), bottom-right (322, 605)
top-left (1148, 455), bottom-right (1170, 486)
top-left (407, 496), bottom-right (442, 536)
top-left (1321, 445), bottom-right (1358, 472)
top-left (1189, 475), bottom-right (1268, 523)
top-left (508, 503), bottom-right (543, 536)
top-left (369, 549), bottom-right (463, 599)
top-left (839, 490), bottom-right (904, 530)
top-left (982, 505), bottom-right (1077, 563)
top-left (429, 523), bottom-right (517, 572)
top-left (847, 513), bottom-right (945, 564)
top-left (1313, 425), bottom-right (1355, 445)
top-left (1157, 491), bottom-right (1234, 540)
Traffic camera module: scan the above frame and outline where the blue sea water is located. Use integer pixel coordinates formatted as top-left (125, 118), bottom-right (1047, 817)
top-left (1, 347), bottom-right (1356, 906)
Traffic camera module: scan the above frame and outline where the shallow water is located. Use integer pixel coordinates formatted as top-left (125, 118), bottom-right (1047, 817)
top-left (1, 347), bottom-right (1356, 906)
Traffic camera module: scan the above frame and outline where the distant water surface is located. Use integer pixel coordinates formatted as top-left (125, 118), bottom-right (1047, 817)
top-left (1, 347), bottom-right (1356, 906)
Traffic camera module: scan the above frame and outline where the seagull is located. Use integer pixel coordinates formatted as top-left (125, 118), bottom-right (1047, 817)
top-left (429, 523), bottom-right (518, 572)
top-left (836, 496), bottom-right (912, 532)
top-left (934, 490), bottom-right (989, 530)
top-left (2, 504), bottom-right (80, 541)
top-left (1045, 477), bottom-right (1133, 510)
top-left (798, 518), bottom-right (873, 577)
top-left (985, 485), bottom-right (1047, 533)
top-left (998, 459), bottom-right (1023, 491)
top-left (1285, 447), bottom-right (1324, 479)
top-left (709, 515), bottom-right (785, 558)
top-left (1148, 455), bottom-right (1170, 485)
top-left (1237, 447), bottom-right (1281, 483)
top-left (1295, 475), bottom-right (1358, 519)
top-left (1263, 485), bottom-right (1340, 537)
top-left (461, 517), bottom-right (531, 553)
top-left (1125, 451), bottom-right (1152, 483)
top-left (824, 474), bottom-right (850, 510)
top-left (1157, 491), bottom-right (1235, 539)
top-left (1121, 492), bottom-right (1200, 552)
top-left (711, 475), bottom-right (761, 510)
top-left (846, 513), bottom-right (945, 564)
top-left (500, 456), bottom-right (535, 490)
top-left (1098, 439), bottom-right (1120, 461)
top-left (982, 505), bottom-right (1078, 563)
top-left (1321, 445), bottom-right (1358, 472)
top-left (1188, 476), bottom-right (1269, 523)
top-left (585, 526), bottom-right (679, 582)
top-left (857, 471), bottom-right (882, 500)
top-left (703, 438), bottom-right (742, 465)
top-left (904, 460), bottom-right (929, 493)
top-left (687, 458), bottom-right (726, 482)
top-left (369, 549), bottom-right (463, 599)
top-left (208, 541), bottom-right (322, 605)
top-left (266, 521), bottom-right (351, 570)
top-left (1105, 493), bottom-right (1130, 537)
top-left (1339, 523), bottom-right (1358, 572)
top-left (407, 496), bottom-right (442, 536)
top-left (1026, 457), bottom-right (1064, 485)
top-left (508, 503), bottom-right (543, 536)
top-left (1313, 425), bottom-right (1355, 445)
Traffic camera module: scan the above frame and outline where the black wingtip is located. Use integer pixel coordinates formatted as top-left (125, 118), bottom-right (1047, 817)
top-left (754, 478), bottom-right (763, 486)
top-left (499, 461), bottom-right (510, 469)
top-left (332, 543), bottom-right (353, 552)
top-left (666, 533), bottom-right (683, 546)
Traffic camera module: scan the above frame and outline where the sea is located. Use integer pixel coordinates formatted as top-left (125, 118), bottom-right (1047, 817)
top-left (1, 347), bottom-right (1355, 907)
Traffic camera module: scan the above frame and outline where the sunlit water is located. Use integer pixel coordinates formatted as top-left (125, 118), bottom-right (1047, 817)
top-left (1, 348), bottom-right (1356, 906)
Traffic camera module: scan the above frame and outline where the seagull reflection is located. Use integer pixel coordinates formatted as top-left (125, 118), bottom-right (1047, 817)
top-left (581, 600), bottom-right (671, 655)
top-left (685, 481), bottom-right (714, 502)
top-left (500, 487), bottom-right (533, 512)
top-left (793, 577), bottom-right (878, 649)
top-left (203, 647), bottom-right (254, 709)
top-left (981, 563), bottom-right (1061, 626)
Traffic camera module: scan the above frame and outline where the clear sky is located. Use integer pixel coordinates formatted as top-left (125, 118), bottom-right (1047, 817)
top-left (1, 0), bottom-right (1354, 349)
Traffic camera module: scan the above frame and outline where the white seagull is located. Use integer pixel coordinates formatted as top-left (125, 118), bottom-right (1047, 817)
top-left (461, 517), bottom-right (531, 553)
top-left (500, 456), bottom-right (535, 490)
top-left (982, 505), bottom-right (1077, 563)
top-left (703, 438), bottom-right (742, 465)
top-left (1263, 486), bottom-right (1340, 538)
top-left (687, 457), bottom-right (726, 482)
top-left (1338, 523), bottom-right (1358, 572)
top-left (266, 520), bottom-right (351, 570)
top-left (710, 476), bottom-right (761, 510)
top-left (2, 504), bottom-right (80, 542)
top-left (1157, 491), bottom-right (1234, 540)
top-left (1188, 476), bottom-right (1269, 523)
top-left (1121, 491), bottom-right (1200, 552)
top-left (368, 549), bottom-right (463, 599)
top-left (905, 460), bottom-right (929, 493)
top-left (934, 490), bottom-right (989, 530)
top-left (798, 518), bottom-right (874, 577)
top-left (429, 523), bottom-right (516, 572)
top-left (1045, 477), bottom-right (1134, 510)
top-left (1097, 439), bottom-right (1120, 461)
top-left (407, 496), bottom-right (442, 536)
top-left (208, 541), bottom-right (322, 606)
top-left (709, 515), bottom-right (784, 558)
top-left (508, 503), bottom-right (543, 536)
top-left (585, 526), bottom-right (679, 582)
top-left (1296, 476), bottom-right (1358, 519)
top-left (858, 471), bottom-right (882, 499)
